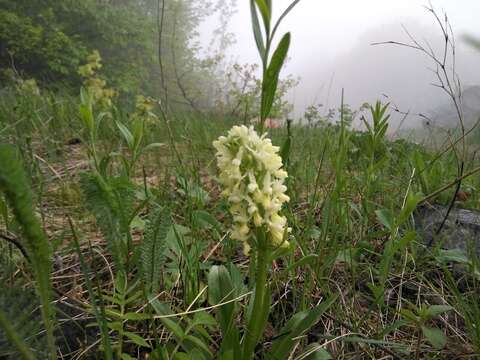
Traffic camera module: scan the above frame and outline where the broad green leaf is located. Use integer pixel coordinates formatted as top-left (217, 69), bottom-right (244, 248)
top-left (426, 305), bottom-right (453, 318)
top-left (261, 32), bottom-right (291, 121)
top-left (207, 265), bottom-right (241, 357)
top-left (421, 326), bottom-right (447, 349)
top-left (165, 224), bottom-right (191, 257)
top-left (375, 209), bottom-right (394, 231)
top-left (130, 215), bottom-right (145, 231)
top-left (207, 265), bottom-right (236, 333)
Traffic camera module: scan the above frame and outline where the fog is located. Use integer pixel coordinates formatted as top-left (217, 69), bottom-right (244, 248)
top-left (202, 0), bottom-right (480, 128)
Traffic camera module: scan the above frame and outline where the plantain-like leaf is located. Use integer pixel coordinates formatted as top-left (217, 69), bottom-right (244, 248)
top-left (207, 265), bottom-right (241, 358)
top-left (208, 266), bottom-right (235, 332)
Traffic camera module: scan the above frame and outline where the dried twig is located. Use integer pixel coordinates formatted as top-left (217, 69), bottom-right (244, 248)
top-left (373, 3), bottom-right (467, 244)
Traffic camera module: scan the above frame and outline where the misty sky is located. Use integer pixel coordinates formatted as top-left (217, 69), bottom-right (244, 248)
top-left (202, 1), bottom-right (480, 128)
top-left (228, 1), bottom-right (479, 62)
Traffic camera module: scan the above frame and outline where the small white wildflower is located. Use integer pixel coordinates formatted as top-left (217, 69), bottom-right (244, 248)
top-left (213, 125), bottom-right (291, 253)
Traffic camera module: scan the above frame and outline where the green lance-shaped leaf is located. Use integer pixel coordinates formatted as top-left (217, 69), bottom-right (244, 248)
top-left (254, 0), bottom-right (271, 36)
top-left (0, 145), bottom-right (56, 359)
top-left (116, 120), bottom-right (135, 150)
top-left (267, 295), bottom-right (337, 360)
top-left (250, 0), bottom-right (266, 62)
top-left (261, 32), bottom-right (291, 122)
top-left (79, 87), bottom-right (94, 133)
top-left (132, 118), bottom-right (145, 155)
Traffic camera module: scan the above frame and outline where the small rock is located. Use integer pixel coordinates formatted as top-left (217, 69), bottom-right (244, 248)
top-left (414, 205), bottom-right (480, 255)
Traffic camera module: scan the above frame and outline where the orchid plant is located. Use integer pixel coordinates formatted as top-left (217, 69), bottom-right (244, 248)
top-left (213, 124), bottom-right (291, 358)
top-left (211, 1), bottom-right (305, 359)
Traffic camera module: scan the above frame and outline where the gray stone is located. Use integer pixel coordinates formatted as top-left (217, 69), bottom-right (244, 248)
top-left (414, 205), bottom-right (480, 255)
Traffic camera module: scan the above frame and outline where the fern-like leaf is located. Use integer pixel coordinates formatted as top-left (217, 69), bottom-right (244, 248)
top-left (80, 173), bottom-right (134, 271)
top-left (141, 206), bottom-right (171, 294)
top-left (0, 145), bottom-right (56, 359)
top-left (0, 285), bottom-right (48, 359)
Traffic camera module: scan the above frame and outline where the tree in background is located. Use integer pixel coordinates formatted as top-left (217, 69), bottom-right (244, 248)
top-left (0, 0), bottom-right (154, 92)
top-left (0, 0), bottom-right (297, 117)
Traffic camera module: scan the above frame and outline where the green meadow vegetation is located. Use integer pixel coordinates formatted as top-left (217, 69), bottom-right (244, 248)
top-left (1, 0), bottom-right (480, 359)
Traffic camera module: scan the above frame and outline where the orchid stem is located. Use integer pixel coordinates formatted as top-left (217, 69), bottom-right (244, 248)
top-left (243, 243), bottom-right (269, 360)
